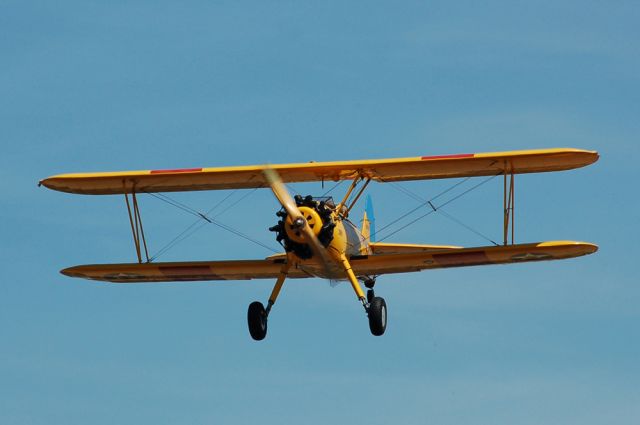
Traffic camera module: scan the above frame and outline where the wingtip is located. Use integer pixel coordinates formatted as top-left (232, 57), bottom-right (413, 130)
top-left (573, 241), bottom-right (599, 256)
top-left (574, 241), bottom-right (599, 254)
top-left (586, 150), bottom-right (600, 165)
top-left (536, 240), bottom-right (599, 256)
top-left (564, 148), bottom-right (599, 167)
top-left (60, 266), bottom-right (84, 279)
top-left (38, 177), bottom-right (57, 191)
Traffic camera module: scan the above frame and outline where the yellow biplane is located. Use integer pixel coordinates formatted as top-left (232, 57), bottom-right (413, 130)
top-left (40, 148), bottom-right (598, 340)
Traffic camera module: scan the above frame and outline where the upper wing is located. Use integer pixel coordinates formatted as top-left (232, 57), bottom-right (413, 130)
top-left (61, 241), bottom-right (596, 283)
top-left (40, 148), bottom-right (598, 195)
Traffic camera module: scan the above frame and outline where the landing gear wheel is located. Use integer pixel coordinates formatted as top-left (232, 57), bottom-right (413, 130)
top-left (247, 301), bottom-right (268, 341)
top-left (368, 297), bottom-right (387, 336)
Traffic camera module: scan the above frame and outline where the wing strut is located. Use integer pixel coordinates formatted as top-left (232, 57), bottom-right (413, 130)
top-left (346, 177), bottom-right (371, 215)
top-left (335, 176), bottom-right (372, 218)
top-left (124, 191), bottom-right (150, 263)
top-left (503, 164), bottom-right (515, 246)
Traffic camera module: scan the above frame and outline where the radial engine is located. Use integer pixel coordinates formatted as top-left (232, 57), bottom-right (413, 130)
top-left (269, 195), bottom-right (336, 259)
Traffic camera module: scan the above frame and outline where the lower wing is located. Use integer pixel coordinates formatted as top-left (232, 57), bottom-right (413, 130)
top-left (350, 241), bottom-right (597, 276)
top-left (62, 259), bottom-right (310, 283)
top-left (60, 241), bottom-right (597, 283)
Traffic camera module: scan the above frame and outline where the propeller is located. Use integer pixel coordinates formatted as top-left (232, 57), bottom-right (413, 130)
top-left (263, 168), bottom-right (335, 271)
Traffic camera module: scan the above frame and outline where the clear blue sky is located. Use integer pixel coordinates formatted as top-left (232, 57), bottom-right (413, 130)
top-left (2, 1), bottom-right (639, 424)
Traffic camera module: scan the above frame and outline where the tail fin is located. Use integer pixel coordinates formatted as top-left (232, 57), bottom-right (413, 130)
top-left (362, 195), bottom-right (376, 242)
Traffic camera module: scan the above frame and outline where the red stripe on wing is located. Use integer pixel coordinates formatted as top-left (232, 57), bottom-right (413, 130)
top-left (433, 251), bottom-right (490, 267)
top-left (158, 265), bottom-right (225, 281)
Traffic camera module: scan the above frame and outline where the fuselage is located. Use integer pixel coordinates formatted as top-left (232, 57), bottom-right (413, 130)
top-left (327, 217), bottom-right (370, 258)
top-left (271, 196), bottom-right (371, 279)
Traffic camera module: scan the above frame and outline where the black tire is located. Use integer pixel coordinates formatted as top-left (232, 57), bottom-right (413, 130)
top-left (247, 301), bottom-right (267, 341)
top-left (368, 296), bottom-right (387, 336)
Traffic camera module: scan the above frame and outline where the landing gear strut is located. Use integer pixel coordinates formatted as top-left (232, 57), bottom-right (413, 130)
top-left (365, 278), bottom-right (376, 303)
top-left (338, 257), bottom-right (388, 337)
top-left (247, 258), bottom-right (388, 339)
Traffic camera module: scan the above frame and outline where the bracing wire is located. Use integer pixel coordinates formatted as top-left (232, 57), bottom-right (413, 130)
top-left (376, 173), bottom-right (500, 242)
top-left (214, 188), bottom-right (258, 217)
top-left (146, 191), bottom-right (279, 260)
top-left (375, 177), bottom-right (472, 236)
top-left (206, 190), bottom-right (238, 216)
top-left (145, 169), bottom-right (500, 260)
top-left (321, 180), bottom-right (344, 198)
top-left (436, 209), bottom-right (499, 246)
top-left (147, 191), bottom-right (235, 260)
top-left (285, 183), bottom-right (301, 196)
top-left (151, 188), bottom-right (262, 260)
top-left (433, 173), bottom-right (500, 210)
top-left (150, 178), bottom-right (346, 261)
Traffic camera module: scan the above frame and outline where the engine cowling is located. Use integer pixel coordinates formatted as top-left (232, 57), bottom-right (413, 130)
top-left (269, 195), bottom-right (336, 259)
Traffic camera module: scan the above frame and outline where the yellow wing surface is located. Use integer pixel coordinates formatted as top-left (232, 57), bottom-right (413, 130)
top-left (40, 148), bottom-right (598, 195)
top-left (369, 242), bottom-right (463, 254)
top-left (61, 241), bottom-right (597, 283)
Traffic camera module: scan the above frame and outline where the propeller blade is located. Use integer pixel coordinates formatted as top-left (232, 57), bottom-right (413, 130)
top-left (263, 168), bottom-right (335, 271)
top-left (263, 168), bottom-right (302, 220)
top-left (299, 224), bottom-right (334, 266)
